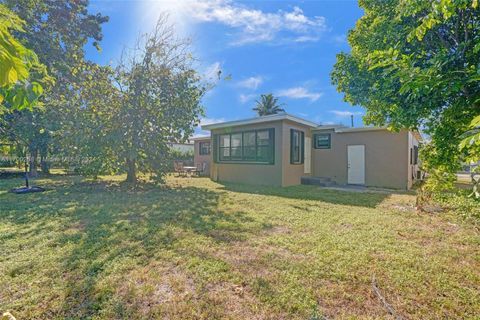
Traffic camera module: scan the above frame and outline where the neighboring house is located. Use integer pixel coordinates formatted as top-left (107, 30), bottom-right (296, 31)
top-left (194, 113), bottom-right (421, 189)
top-left (191, 136), bottom-right (211, 176)
top-left (169, 143), bottom-right (194, 153)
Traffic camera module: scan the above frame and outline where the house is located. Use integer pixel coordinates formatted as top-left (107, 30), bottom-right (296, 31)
top-left (169, 142), bottom-right (194, 153)
top-left (194, 113), bottom-right (421, 189)
top-left (191, 136), bottom-right (211, 176)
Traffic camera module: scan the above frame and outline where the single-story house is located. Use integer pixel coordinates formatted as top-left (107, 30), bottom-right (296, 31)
top-left (194, 113), bottom-right (421, 189)
top-left (191, 136), bottom-right (211, 176)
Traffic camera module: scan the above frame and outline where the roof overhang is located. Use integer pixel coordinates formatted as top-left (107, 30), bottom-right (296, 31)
top-left (201, 113), bottom-right (319, 130)
top-left (333, 127), bottom-right (388, 133)
top-left (189, 136), bottom-right (210, 141)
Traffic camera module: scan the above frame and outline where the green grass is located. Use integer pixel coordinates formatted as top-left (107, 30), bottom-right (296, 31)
top-left (0, 175), bottom-right (479, 319)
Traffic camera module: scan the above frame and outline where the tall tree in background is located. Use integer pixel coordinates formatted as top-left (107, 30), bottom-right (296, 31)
top-left (332, 0), bottom-right (479, 177)
top-left (1, 0), bottom-right (108, 174)
top-left (253, 94), bottom-right (285, 116)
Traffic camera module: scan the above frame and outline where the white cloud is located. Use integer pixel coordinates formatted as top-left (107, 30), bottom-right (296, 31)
top-left (239, 93), bottom-right (257, 104)
top-left (294, 35), bottom-right (320, 43)
top-left (204, 61), bottom-right (222, 81)
top-left (184, 1), bottom-right (327, 45)
top-left (237, 76), bottom-right (263, 90)
top-left (277, 87), bottom-right (323, 102)
top-left (330, 110), bottom-right (363, 117)
top-left (200, 116), bottom-right (226, 126)
top-left (332, 34), bottom-right (347, 44)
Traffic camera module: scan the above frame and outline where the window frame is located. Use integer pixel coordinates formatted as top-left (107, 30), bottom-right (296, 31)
top-left (290, 129), bottom-right (304, 165)
top-left (213, 128), bottom-right (275, 164)
top-left (313, 133), bottom-right (331, 149)
top-left (199, 141), bottom-right (211, 155)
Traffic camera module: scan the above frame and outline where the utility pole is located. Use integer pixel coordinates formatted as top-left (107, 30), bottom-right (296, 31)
top-left (351, 115), bottom-right (354, 127)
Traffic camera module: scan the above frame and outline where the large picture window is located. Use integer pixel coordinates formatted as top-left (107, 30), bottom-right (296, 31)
top-left (290, 129), bottom-right (304, 164)
top-left (215, 128), bottom-right (274, 164)
top-left (199, 142), bottom-right (210, 155)
top-left (314, 133), bottom-right (331, 149)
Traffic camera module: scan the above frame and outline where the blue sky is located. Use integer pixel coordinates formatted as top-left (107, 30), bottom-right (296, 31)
top-left (86, 0), bottom-right (365, 136)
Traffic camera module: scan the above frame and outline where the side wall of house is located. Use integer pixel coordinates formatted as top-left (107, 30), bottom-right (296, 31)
top-left (281, 120), bottom-right (313, 186)
top-left (312, 129), bottom-right (410, 189)
top-left (193, 138), bottom-right (211, 176)
top-left (209, 121), bottom-right (284, 186)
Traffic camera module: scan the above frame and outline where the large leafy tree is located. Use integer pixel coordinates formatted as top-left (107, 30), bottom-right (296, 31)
top-left (65, 16), bottom-right (207, 184)
top-left (331, 0), bottom-right (480, 174)
top-left (0, 4), bottom-right (46, 113)
top-left (253, 93), bottom-right (285, 116)
top-left (0, 0), bottom-right (108, 174)
top-left (56, 62), bottom-right (121, 176)
top-left (115, 16), bottom-right (207, 183)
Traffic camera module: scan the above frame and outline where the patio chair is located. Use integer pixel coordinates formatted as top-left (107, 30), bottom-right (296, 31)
top-left (194, 162), bottom-right (207, 177)
top-left (174, 161), bottom-right (186, 177)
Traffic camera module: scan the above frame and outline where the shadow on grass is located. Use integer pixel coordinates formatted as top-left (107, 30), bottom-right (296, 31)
top-left (218, 182), bottom-right (390, 208)
top-left (0, 176), bottom-right (262, 318)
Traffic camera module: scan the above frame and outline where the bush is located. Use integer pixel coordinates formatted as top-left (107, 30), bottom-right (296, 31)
top-left (432, 190), bottom-right (480, 224)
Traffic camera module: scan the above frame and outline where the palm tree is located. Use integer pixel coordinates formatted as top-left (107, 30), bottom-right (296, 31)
top-left (252, 94), bottom-right (285, 116)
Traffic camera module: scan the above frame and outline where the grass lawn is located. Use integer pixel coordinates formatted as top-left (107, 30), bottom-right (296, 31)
top-left (0, 175), bottom-right (479, 319)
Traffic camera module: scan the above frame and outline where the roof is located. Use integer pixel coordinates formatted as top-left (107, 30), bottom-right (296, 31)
top-left (201, 113), bottom-right (319, 130)
top-left (189, 136), bottom-right (210, 141)
top-left (200, 113), bottom-right (423, 140)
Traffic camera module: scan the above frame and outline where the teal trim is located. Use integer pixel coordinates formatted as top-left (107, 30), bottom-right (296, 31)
top-left (313, 133), bottom-right (331, 149)
top-left (216, 128), bottom-right (275, 165)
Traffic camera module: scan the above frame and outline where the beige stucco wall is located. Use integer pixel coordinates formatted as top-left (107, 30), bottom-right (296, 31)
top-left (281, 120), bottom-right (312, 186)
top-left (193, 138), bottom-right (211, 176)
top-left (312, 129), bottom-right (410, 189)
top-left (210, 121), bottom-right (284, 186)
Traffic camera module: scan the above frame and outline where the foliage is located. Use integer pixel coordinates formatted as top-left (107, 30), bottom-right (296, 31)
top-left (57, 16), bottom-right (207, 183)
top-left (0, 0), bottom-right (108, 173)
top-left (459, 115), bottom-right (480, 163)
top-left (111, 16), bottom-right (207, 183)
top-left (332, 0), bottom-right (480, 176)
top-left (253, 93), bottom-right (285, 116)
top-left (432, 188), bottom-right (480, 223)
top-left (54, 62), bottom-right (121, 178)
top-left (0, 4), bottom-right (46, 113)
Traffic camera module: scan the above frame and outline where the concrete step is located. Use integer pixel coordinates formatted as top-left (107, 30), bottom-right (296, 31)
top-left (301, 176), bottom-right (336, 187)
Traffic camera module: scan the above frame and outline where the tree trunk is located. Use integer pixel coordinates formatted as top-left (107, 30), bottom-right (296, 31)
top-left (126, 158), bottom-right (137, 183)
top-left (29, 148), bottom-right (38, 177)
top-left (40, 150), bottom-right (50, 174)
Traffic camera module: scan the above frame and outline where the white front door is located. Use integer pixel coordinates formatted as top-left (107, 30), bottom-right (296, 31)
top-left (304, 137), bottom-right (311, 174)
top-left (347, 145), bottom-right (365, 185)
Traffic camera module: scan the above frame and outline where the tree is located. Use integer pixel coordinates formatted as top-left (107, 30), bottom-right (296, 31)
top-left (65, 16), bottom-right (207, 184)
top-left (0, 4), bottom-right (46, 113)
top-left (331, 0), bottom-right (480, 176)
top-left (459, 115), bottom-right (480, 198)
top-left (1, 0), bottom-right (108, 174)
top-left (55, 62), bottom-right (121, 177)
top-left (253, 94), bottom-right (285, 116)
top-left (115, 16), bottom-right (207, 183)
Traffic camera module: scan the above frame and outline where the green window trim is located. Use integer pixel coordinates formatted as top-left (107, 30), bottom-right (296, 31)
top-left (290, 129), bottom-right (304, 164)
top-left (199, 141), bottom-right (211, 155)
top-left (213, 128), bottom-right (275, 164)
top-left (313, 133), bottom-right (331, 149)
